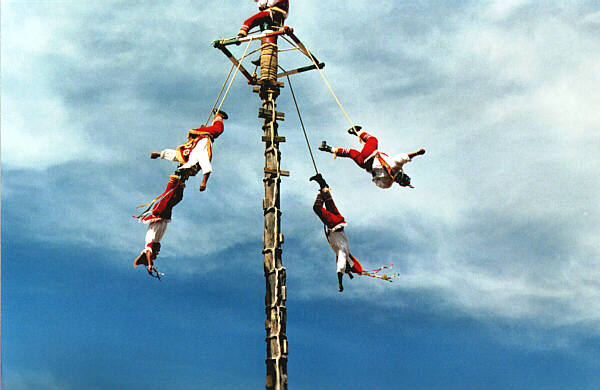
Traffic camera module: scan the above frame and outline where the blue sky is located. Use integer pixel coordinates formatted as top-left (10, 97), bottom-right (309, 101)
top-left (2, 0), bottom-right (600, 389)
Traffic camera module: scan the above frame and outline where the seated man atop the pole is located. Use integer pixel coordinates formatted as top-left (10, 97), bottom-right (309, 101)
top-left (319, 126), bottom-right (425, 189)
top-left (150, 110), bottom-right (228, 192)
top-left (310, 173), bottom-right (363, 292)
top-left (133, 174), bottom-right (185, 278)
top-left (238, 0), bottom-right (289, 38)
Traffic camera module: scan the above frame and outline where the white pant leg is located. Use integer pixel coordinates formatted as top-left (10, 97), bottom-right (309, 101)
top-left (327, 229), bottom-right (353, 273)
top-left (144, 220), bottom-right (168, 253)
top-left (160, 149), bottom-right (179, 162)
top-left (180, 138), bottom-right (212, 174)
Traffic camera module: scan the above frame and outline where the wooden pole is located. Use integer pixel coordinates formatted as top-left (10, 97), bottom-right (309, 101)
top-left (257, 38), bottom-right (288, 390)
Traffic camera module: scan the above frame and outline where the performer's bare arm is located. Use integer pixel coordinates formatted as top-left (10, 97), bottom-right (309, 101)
top-left (408, 148), bottom-right (426, 159)
top-left (337, 272), bottom-right (344, 292)
top-left (199, 172), bottom-right (211, 191)
top-left (145, 250), bottom-right (153, 271)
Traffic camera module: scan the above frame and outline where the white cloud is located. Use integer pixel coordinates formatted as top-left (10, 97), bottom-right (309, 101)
top-left (484, 0), bottom-right (532, 21)
top-left (3, 0), bottom-right (600, 343)
top-left (279, 1), bottom-right (600, 335)
top-left (581, 10), bottom-right (600, 27)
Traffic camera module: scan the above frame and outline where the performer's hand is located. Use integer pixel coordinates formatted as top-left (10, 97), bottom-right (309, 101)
top-left (200, 172), bottom-right (210, 192)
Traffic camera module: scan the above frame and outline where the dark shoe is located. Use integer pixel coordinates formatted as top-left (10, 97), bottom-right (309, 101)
top-left (134, 252), bottom-right (148, 268)
top-left (175, 166), bottom-right (191, 180)
top-left (251, 58), bottom-right (261, 67)
top-left (347, 125), bottom-right (362, 136)
top-left (150, 152), bottom-right (160, 159)
top-left (318, 141), bottom-right (333, 153)
top-left (213, 109), bottom-right (228, 120)
top-left (417, 148), bottom-right (425, 155)
top-left (309, 173), bottom-right (329, 189)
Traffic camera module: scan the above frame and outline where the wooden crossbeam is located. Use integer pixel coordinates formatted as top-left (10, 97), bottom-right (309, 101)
top-left (211, 29), bottom-right (287, 48)
top-left (212, 45), bottom-right (257, 84)
top-left (277, 62), bottom-right (325, 79)
top-left (264, 167), bottom-right (290, 177)
top-left (284, 28), bottom-right (323, 65)
top-left (261, 135), bottom-right (286, 143)
top-left (259, 108), bottom-right (285, 121)
top-left (213, 26), bottom-right (326, 84)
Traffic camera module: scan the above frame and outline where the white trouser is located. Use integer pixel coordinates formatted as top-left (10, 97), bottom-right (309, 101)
top-left (327, 229), bottom-right (354, 273)
top-left (144, 220), bottom-right (168, 254)
top-left (160, 137), bottom-right (213, 174)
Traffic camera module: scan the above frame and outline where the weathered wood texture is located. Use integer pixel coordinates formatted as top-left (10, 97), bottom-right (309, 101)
top-left (259, 40), bottom-right (288, 390)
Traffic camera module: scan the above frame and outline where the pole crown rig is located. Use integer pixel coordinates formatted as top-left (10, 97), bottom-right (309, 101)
top-left (211, 25), bottom-right (325, 86)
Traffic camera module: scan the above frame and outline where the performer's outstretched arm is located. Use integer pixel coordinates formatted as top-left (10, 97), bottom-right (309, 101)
top-left (408, 148), bottom-right (426, 159)
top-left (199, 172), bottom-right (210, 192)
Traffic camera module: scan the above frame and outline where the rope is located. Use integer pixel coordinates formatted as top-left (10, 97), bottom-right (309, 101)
top-left (283, 69), bottom-right (319, 174)
top-left (205, 63), bottom-right (235, 126)
top-left (205, 39), bottom-right (253, 125)
top-left (282, 35), bottom-right (356, 131)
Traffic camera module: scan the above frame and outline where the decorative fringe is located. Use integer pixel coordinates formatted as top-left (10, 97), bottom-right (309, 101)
top-left (149, 265), bottom-right (164, 281)
top-left (133, 184), bottom-right (179, 222)
top-left (360, 263), bottom-right (398, 282)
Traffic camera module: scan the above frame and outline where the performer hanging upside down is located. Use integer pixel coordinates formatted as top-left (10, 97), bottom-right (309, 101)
top-left (238, 0), bottom-right (289, 38)
top-left (133, 174), bottom-right (185, 277)
top-left (150, 110), bottom-right (228, 192)
top-left (319, 126), bottom-right (425, 189)
top-left (310, 173), bottom-right (364, 292)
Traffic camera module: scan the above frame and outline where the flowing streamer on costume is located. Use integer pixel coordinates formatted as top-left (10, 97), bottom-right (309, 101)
top-left (150, 266), bottom-right (164, 280)
top-left (133, 184), bottom-right (180, 221)
top-left (360, 263), bottom-right (398, 282)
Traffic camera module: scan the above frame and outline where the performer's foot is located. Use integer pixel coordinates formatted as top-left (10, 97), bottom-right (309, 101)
top-left (150, 152), bottom-right (160, 159)
top-left (213, 109), bottom-right (228, 120)
top-left (237, 29), bottom-right (248, 38)
top-left (309, 173), bottom-right (329, 189)
top-left (347, 125), bottom-right (362, 136)
top-left (338, 283), bottom-right (344, 292)
top-left (251, 58), bottom-right (261, 67)
top-left (175, 166), bottom-right (190, 179)
top-left (417, 148), bottom-right (425, 155)
top-left (133, 252), bottom-right (148, 268)
top-left (318, 141), bottom-right (333, 153)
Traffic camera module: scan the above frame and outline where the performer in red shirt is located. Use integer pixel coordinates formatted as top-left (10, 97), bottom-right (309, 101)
top-left (238, 0), bottom-right (290, 38)
top-left (310, 174), bottom-right (364, 292)
top-left (319, 126), bottom-right (425, 189)
top-left (133, 174), bottom-right (185, 276)
top-left (151, 110), bottom-right (228, 191)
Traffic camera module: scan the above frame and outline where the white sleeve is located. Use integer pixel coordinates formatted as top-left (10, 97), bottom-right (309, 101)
top-left (391, 153), bottom-right (411, 170)
top-left (266, 0), bottom-right (278, 6)
top-left (180, 141), bottom-right (213, 174)
top-left (160, 149), bottom-right (178, 162)
top-left (257, 0), bottom-right (269, 8)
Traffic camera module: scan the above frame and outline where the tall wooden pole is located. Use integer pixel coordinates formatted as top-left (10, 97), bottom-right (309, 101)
top-left (257, 38), bottom-right (288, 390)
